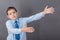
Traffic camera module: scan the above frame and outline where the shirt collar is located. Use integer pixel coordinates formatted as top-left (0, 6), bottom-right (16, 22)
top-left (11, 18), bottom-right (19, 23)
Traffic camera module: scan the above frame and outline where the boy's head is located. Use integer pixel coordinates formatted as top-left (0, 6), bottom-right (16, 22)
top-left (6, 7), bottom-right (18, 20)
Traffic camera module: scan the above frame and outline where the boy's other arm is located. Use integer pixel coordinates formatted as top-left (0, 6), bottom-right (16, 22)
top-left (21, 27), bottom-right (34, 33)
top-left (6, 21), bottom-right (34, 34)
top-left (24, 5), bottom-right (54, 23)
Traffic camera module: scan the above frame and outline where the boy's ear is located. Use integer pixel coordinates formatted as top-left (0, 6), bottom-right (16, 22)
top-left (17, 12), bottom-right (19, 15)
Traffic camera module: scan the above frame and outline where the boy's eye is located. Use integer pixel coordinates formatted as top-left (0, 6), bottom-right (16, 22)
top-left (13, 12), bottom-right (16, 14)
top-left (9, 13), bottom-right (12, 15)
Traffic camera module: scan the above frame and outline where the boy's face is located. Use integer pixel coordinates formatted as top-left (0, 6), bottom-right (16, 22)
top-left (7, 9), bottom-right (18, 20)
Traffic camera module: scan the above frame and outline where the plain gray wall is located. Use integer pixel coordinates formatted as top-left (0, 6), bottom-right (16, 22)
top-left (0, 0), bottom-right (60, 40)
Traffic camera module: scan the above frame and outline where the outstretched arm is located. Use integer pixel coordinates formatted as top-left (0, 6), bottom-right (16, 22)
top-left (24, 5), bottom-right (55, 23)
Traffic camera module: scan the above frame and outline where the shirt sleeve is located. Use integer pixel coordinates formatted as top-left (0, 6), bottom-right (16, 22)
top-left (6, 21), bottom-right (22, 34)
top-left (23, 12), bottom-right (45, 23)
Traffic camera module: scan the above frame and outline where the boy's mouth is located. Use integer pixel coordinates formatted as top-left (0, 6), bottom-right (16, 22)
top-left (12, 16), bottom-right (16, 18)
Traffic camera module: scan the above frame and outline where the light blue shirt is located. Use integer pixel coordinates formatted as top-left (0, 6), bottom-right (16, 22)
top-left (6, 12), bottom-right (45, 40)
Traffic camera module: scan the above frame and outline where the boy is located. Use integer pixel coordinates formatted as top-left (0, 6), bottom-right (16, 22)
top-left (6, 5), bottom-right (54, 40)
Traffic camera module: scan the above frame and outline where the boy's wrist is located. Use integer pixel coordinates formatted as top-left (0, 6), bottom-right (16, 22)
top-left (42, 11), bottom-right (46, 15)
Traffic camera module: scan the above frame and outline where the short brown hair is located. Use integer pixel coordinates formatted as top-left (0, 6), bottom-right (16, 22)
top-left (6, 7), bottom-right (17, 15)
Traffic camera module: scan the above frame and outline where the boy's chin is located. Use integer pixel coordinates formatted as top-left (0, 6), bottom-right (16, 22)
top-left (10, 18), bottom-right (17, 20)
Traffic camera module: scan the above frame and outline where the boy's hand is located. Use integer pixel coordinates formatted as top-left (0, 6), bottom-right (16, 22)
top-left (22, 27), bottom-right (35, 33)
top-left (43, 5), bottom-right (55, 15)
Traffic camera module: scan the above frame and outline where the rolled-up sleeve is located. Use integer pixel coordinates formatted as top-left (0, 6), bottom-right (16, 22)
top-left (24, 12), bottom-right (45, 23)
top-left (6, 21), bottom-right (22, 34)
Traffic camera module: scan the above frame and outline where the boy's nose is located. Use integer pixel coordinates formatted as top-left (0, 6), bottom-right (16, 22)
top-left (12, 13), bottom-right (14, 15)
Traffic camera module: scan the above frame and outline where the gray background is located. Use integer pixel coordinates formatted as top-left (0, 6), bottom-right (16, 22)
top-left (0, 0), bottom-right (60, 40)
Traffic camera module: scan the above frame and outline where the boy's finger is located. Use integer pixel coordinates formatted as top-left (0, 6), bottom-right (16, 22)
top-left (45, 5), bottom-right (48, 9)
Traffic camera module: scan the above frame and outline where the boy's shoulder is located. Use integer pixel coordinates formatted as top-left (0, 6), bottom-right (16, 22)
top-left (19, 17), bottom-right (28, 21)
top-left (6, 20), bottom-right (12, 24)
